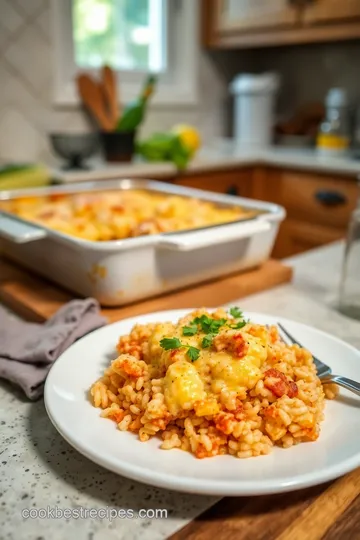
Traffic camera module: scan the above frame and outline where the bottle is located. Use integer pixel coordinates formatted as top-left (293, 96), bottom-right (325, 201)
top-left (116, 74), bottom-right (157, 132)
top-left (338, 180), bottom-right (360, 320)
top-left (317, 88), bottom-right (351, 158)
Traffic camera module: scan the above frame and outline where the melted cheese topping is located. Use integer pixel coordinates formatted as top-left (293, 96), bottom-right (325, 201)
top-left (164, 360), bottom-right (205, 415)
top-left (147, 318), bottom-right (269, 415)
top-left (210, 354), bottom-right (262, 391)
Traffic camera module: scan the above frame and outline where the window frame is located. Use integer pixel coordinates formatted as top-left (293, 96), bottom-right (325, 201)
top-left (51, 0), bottom-right (198, 107)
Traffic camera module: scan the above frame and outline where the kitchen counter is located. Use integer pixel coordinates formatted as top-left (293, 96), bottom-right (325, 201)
top-left (55, 143), bottom-right (360, 183)
top-left (1, 242), bottom-right (360, 540)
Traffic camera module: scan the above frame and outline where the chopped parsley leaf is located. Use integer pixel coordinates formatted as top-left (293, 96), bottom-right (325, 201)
top-left (182, 325), bottom-right (198, 336)
top-left (193, 315), bottom-right (212, 333)
top-left (229, 320), bottom-right (247, 330)
top-left (160, 337), bottom-right (182, 350)
top-left (193, 315), bottom-right (226, 335)
top-left (160, 337), bottom-right (200, 362)
top-left (202, 333), bottom-right (215, 348)
top-left (187, 346), bottom-right (200, 362)
top-left (229, 306), bottom-right (243, 319)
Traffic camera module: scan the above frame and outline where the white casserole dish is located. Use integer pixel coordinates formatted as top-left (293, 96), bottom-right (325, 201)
top-left (0, 179), bottom-right (285, 306)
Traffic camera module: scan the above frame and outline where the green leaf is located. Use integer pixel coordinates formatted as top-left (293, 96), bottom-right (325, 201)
top-left (229, 307), bottom-right (243, 319)
top-left (193, 315), bottom-right (213, 334)
top-left (187, 346), bottom-right (200, 362)
top-left (229, 320), bottom-right (247, 330)
top-left (160, 337), bottom-right (182, 350)
top-left (193, 315), bottom-right (226, 335)
top-left (182, 325), bottom-right (198, 336)
top-left (209, 318), bottom-right (227, 333)
top-left (202, 334), bottom-right (215, 348)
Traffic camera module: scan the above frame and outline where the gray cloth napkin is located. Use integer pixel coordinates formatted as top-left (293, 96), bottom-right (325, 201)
top-left (0, 299), bottom-right (107, 400)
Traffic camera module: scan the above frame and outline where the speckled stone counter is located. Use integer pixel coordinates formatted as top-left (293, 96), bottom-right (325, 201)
top-left (1, 242), bottom-right (359, 540)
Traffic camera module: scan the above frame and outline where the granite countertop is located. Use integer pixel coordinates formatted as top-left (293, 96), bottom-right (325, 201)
top-left (55, 143), bottom-right (360, 183)
top-left (1, 242), bottom-right (360, 540)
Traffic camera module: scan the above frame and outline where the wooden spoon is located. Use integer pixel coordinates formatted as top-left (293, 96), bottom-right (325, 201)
top-left (101, 65), bottom-right (120, 129)
top-left (77, 73), bottom-right (113, 131)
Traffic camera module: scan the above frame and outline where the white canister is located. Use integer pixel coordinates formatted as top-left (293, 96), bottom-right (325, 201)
top-left (230, 73), bottom-right (279, 148)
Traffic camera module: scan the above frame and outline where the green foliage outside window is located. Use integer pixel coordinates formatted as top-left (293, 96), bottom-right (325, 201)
top-left (72, 0), bottom-right (151, 70)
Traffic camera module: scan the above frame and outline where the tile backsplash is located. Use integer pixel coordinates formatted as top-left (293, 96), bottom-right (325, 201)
top-left (0, 0), bottom-right (90, 163)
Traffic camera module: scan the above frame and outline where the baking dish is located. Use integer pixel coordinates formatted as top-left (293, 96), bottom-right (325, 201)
top-left (0, 179), bottom-right (285, 306)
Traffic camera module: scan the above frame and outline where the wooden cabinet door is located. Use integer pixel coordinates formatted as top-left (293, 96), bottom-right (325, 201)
top-left (261, 169), bottom-right (358, 230)
top-left (216, 0), bottom-right (299, 32)
top-left (272, 218), bottom-right (344, 259)
top-left (174, 169), bottom-right (253, 199)
top-left (303, 0), bottom-right (360, 24)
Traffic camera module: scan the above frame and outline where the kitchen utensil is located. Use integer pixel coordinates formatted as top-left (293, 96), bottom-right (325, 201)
top-left (338, 181), bottom-right (360, 320)
top-left (278, 323), bottom-right (360, 396)
top-left (50, 133), bottom-right (99, 170)
top-left (0, 179), bottom-right (285, 306)
top-left (101, 65), bottom-right (119, 129)
top-left (76, 74), bottom-right (113, 131)
top-left (44, 310), bottom-right (360, 495)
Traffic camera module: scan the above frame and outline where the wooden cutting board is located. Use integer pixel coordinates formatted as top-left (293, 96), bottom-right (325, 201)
top-left (0, 257), bottom-right (292, 322)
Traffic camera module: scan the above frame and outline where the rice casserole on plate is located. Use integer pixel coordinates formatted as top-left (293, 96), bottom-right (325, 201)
top-left (90, 308), bottom-right (339, 459)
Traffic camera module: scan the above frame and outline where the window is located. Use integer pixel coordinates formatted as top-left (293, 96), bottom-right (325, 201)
top-left (72, 0), bottom-right (166, 72)
top-left (52, 0), bottom-right (198, 106)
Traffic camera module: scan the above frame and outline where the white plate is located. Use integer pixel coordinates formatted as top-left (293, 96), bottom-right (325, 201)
top-left (44, 309), bottom-right (360, 496)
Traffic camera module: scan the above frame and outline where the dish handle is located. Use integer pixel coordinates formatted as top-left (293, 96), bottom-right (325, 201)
top-left (0, 214), bottom-right (47, 243)
top-left (158, 219), bottom-right (270, 251)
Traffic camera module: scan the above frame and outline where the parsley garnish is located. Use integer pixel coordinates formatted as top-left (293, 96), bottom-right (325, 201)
top-left (229, 307), bottom-right (243, 319)
top-left (160, 337), bottom-right (182, 350)
top-left (160, 337), bottom-right (200, 362)
top-left (174, 309), bottom-right (247, 355)
top-left (229, 320), bottom-right (247, 330)
top-left (193, 315), bottom-right (227, 334)
top-left (202, 333), bottom-right (215, 348)
top-left (187, 346), bottom-right (200, 361)
top-left (182, 325), bottom-right (198, 336)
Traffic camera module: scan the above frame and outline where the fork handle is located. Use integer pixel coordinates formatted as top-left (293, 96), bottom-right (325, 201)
top-left (322, 375), bottom-right (360, 397)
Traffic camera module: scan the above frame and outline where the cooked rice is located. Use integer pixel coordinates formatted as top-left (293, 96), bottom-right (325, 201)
top-left (90, 309), bottom-right (339, 459)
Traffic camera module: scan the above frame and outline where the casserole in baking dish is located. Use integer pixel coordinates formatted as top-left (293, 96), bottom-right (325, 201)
top-left (0, 189), bottom-right (257, 242)
top-left (0, 179), bottom-right (285, 306)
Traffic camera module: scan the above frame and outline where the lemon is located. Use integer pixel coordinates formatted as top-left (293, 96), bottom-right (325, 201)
top-left (171, 124), bottom-right (201, 155)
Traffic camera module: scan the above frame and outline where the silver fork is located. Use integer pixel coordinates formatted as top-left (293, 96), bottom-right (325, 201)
top-left (278, 323), bottom-right (360, 397)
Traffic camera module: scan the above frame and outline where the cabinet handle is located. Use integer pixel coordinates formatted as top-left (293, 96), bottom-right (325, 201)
top-left (226, 185), bottom-right (239, 196)
top-left (315, 190), bottom-right (347, 206)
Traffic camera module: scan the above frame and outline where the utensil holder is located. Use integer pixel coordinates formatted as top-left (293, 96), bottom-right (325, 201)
top-left (100, 131), bottom-right (136, 163)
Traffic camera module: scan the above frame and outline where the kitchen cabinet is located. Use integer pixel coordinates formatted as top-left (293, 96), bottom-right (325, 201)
top-left (272, 219), bottom-right (344, 258)
top-left (202, 0), bottom-right (360, 48)
top-left (171, 166), bottom-right (356, 259)
top-left (174, 169), bottom-right (253, 198)
top-left (262, 170), bottom-right (358, 230)
top-left (303, 0), bottom-right (360, 24)
top-left (215, 0), bottom-right (299, 33)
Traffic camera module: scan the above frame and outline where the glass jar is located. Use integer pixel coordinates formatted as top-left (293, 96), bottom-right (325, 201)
top-left (338, 181), bottom-right (360, 320)
top-left (317, 88), bottom-right (351, 158)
